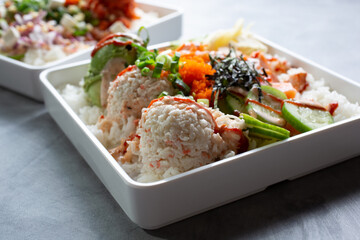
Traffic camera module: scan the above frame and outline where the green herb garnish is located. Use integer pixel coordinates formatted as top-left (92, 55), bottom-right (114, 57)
top-left (137, 26), bottom-right (150, 48)
top-left (46, 6), bottom-right (66, 23)
top-left (73, 27), bottom-right (88, 37)
top-left (152, 62), bottom-right (163, 78)
top-left (15, 0), bottom-right (46, 14)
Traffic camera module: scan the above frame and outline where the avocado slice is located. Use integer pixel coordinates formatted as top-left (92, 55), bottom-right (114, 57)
top-left (240, 113), bottom-right (290, 141)
top-left (83, 34), bottom-right (144, 106)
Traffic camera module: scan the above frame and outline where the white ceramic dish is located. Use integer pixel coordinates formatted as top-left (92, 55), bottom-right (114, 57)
top-left (40, 38), bottom-right (360, 229)
top-left (0, 1), bottom-right (182, 101)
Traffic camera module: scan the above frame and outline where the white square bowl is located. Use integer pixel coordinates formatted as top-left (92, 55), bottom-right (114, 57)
top-left (0, 1), bottom-right (182, 101)
top-left (40, 38), bottom-right (360, 230)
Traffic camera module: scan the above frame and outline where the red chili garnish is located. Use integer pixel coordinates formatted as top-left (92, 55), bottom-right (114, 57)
top-left (246, 99), bottom-right (282, 115)
top-left (116, 65), bottom-right (136, 78)
top-left (328, 102), bottom-right (339, 116)
top-left (281, 100), bottom-right (327, 111)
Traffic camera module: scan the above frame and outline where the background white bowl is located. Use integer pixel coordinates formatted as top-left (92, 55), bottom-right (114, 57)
top-left (0, 1), bottom-right (182, 101)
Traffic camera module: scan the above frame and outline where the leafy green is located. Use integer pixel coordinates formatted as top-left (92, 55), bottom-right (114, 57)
top-left (8, 53), bottom-right (25, 60)
top-left (137, 26), bottom-right (149, 47)
top-left (15, 0), bottom-right (46, 14)
top-left (46, 6), bottom-right (67, 23)
top-left (73, 26), bottom-right (88, 36)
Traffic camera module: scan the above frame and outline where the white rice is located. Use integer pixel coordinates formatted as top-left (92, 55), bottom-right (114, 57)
top-left (60, 84), bottom-right (90, 115)
top-left (24, 46), bottom-right (67, 66)
top-left (300, 74), bottom-right (360, 122)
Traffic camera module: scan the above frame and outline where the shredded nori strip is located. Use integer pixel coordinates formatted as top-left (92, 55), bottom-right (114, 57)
top-left (207, 48), bottom-right (268, 106)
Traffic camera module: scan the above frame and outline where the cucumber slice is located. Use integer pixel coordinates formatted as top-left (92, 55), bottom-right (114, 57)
top-left (240, 113), bottom-right (290, 140)
top-left (248, 86), bottom-right (286, 111)
top-left (282, 101), bottom-right (334, 133)
top-left (226, 93), bottom-right (245, 113)
top-left (261, 85), bottom-right (287, 100)
top-left (218, 97), bottom-right (232, 114)
top-left (261, 85), bottom-right (286, 111)
top-left (197, 98), bottom-right (210, 107)
top-left (246, 91), bottom-right (286, 127)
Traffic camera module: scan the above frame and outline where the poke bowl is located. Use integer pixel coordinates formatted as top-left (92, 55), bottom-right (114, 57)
top-left (40, 21), bottom-right (360, 229)
top-left (0, 0), bottom-right (182, 100)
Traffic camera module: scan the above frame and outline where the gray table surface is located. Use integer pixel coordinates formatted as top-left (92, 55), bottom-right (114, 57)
top-left (1, 0), bottom-right (360, 239)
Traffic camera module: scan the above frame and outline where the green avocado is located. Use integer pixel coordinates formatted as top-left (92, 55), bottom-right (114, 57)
top-left (83, 36), bottom-right (143, 106)
top-left (85, 78), bottom-right (102, 107)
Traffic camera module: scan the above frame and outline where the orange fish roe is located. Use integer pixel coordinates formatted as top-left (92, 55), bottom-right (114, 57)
top-left (179, 55), bottom-right (215, 101)
top-left (176, 42), bottom-right (207, 52)
top-left (176, 42), bottom-right (210, 62)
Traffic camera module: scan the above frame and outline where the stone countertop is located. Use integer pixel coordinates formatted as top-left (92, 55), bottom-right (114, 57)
top-left (1, 0), bottom-right (360, 239)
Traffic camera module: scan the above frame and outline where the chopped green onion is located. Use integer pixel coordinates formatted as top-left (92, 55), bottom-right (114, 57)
top-left (144, 59), bottom-right (155, 66)
top-left (170, 52), bottom-right (181, 73)
top-left (175, 91), bottom-right (185, 96)
top-left (131, 42), bottom-right (148, 53)
top-left (138, 51), bottom-right (156, 61)
top-left (135, 59), bottom-right (148, 69)
top-left (73, 27), bottom-right (88, 37)
top-left (152, 62), bottom-right (164, 78)
top-left (173, 78), bottom-right (190, 95)
top-left (170, 61), bottom-right (178, 73)
top-left (168, 73), bottom-right (177, 82)
top-left (158, 91), bottom-right (169, 98)
top-left (173, 52), bottom-right (180, 62)
top-left (141, 67), bottom-right (150, 76)
top-left (137, 26), bottom-right (150, 47)
top-left (9, 53), bottom-right (25, 60)
top-left (156, 54), bottom-right (172, 70)
top-left (197, 99), bottom-right (209, 107)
